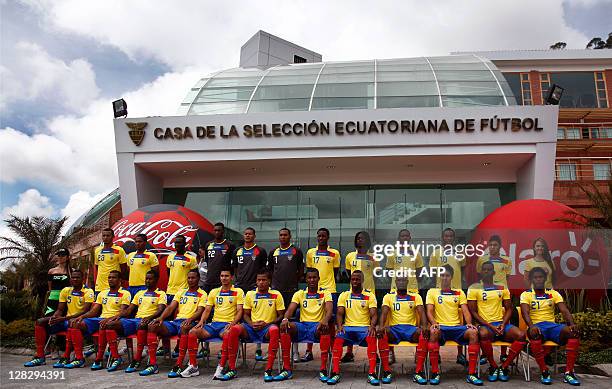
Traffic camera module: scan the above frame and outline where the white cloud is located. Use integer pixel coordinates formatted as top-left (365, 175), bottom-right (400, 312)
top-left (0, 41), bottom-right (99, 113)
top-left (60, 189), bottom-right (108, 227)
top-left (1, 189), bottom-right (55, 219)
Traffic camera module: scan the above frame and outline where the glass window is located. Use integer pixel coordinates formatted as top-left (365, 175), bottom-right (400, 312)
top-left (439, 81), bottom-right (502, 96)
top-left (503, 73), bottom-right (525, 105)
top-left (377, 96), bottom-right (439, 108)
top-left (594, 72), bottom-right (609, 108)
top-left (565, 128), bottom-right (580, 139)
top-left (549, 72), bottom-right (598, 108)
top-left (602, 128), bottom-right (612, 139)
top-left (558, 164), bottom-right (577, 181)
top-left (442, 96), bottom-right (506, 107)
top-left (557, 129), bottom-right (566, 139)
top-left (593, 163), bottom-right (611, 180)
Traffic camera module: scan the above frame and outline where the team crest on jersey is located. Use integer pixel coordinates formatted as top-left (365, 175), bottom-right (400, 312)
top-left (229, 297), bottom-right (234, 303)
top-left (498, 291), bottom-right (502, 297)
top-left (268, 300), bottom-right (273, 307)
top-left (453, 297), bottom-right (458, 303)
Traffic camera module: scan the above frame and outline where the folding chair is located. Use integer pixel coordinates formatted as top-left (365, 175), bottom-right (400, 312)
top-left (44, 330), bottom-right (68, 357)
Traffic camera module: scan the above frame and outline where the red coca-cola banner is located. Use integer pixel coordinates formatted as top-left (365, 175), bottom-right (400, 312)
top-left (468, 199), bottom-right (610, 298)
top-left (110, 204), bottom-right (214, 289)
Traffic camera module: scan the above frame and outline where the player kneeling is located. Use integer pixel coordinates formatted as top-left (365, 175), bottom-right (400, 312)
top-left (521, 267), bottom-right (581, 386)
top-left (377, 276), bottom-right (429, 385)
top-left (180, 267), bottom-right (244, 379)
top-left (278, 268), bottom-right (333, 382)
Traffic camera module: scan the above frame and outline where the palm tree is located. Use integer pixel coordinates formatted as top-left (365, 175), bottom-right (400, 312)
top-left (0, 215), bottom-right (73, 315)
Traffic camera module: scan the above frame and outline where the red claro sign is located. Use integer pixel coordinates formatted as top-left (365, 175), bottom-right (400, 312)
top-left (469, 199), bottom-right (609, 291)
top-left (111, 204), bottom-right (214, 253)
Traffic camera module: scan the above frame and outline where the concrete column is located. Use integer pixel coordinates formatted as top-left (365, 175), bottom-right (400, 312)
top-left (516, 142), bottom-right (556, 200)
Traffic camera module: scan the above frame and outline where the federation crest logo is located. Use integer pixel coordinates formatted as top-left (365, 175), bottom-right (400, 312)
top-left (126, 122), bottom-right (147, 146)
top-left (268, 300), bottom-right (274, 307)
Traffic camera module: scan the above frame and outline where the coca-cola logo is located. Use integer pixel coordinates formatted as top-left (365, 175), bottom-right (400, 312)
top-left (113, 218), bottom-right (198, 250)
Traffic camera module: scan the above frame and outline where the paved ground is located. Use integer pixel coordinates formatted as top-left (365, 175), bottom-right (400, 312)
top-left (1, 345), bottom-right (609, 389)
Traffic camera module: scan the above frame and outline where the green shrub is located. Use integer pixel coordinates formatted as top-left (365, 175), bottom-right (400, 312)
top-left (556, 309), bottom-right (612, 352)
top-left (0, 319), bottom-right (35, 347)
top-left (0, 290), bottom-right (37, 322)
top-left (578, 348), bottom-right (612, 366)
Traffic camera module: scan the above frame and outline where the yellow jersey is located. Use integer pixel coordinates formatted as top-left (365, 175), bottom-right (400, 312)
top-left (96, 288), bottom-right (131, 318)
top-left (523, 259), bottom-right (555, 289)
top-left (126, 251), bottom-right (159, 286)
top-left (429, 248), bottom-right (465, 290)
top-left (174, 288), bottom-right (207, 319)
top-left (467, 283), bottom-right (510, 323)
top-left (207, 286), bottom-right (245, 323)
top-left (382, 292), bottom-right (423, 326)
top-left (520, 289), bottom-right (563, 324)
top-left (476, 254), bottom-right (511, 288)
top-left (244, 289), bottom-right (285, 324)
top-left (386, 251), bottom-right (424, 291)
top-left (94, 244), bottom-right (127, 291)
top-left (345, 252), bottom-right (377, 292)
top-left (166, 252), bottom-right (198, 295)
top-left (291, 289), bottom-right (332, 323)
top-left (59, 287), bottom-right (95, 316)
top-left (132, 289), bottom-right (167, 319)
top-left (337, 290), bottom-right (377, 327)
top-left (305, 247), bottom-right (340, 293)
top-left (425, 288), bottom-right (467, 326)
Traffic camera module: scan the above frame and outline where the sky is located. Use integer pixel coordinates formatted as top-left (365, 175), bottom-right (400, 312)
top-left (1, 0), bottom-right (611, 238)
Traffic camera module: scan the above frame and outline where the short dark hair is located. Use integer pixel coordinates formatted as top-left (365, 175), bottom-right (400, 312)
top-left (305, 267), bottom-right (319, 277)
top-left (279, 227), bottom-right (291, 235)
top-left (135, 233), bottom-right (148, 242)
top-left (442, 264), bottom-right (454, 277)
top-left (354, 231), bottom-right (371, 249)
top-left (214, 222), bottom-right (225, 229)
top-left (219, 265), bottom-right (234, 276)
top-left (481, 261), bottom-right (495, 270)
top-left (109, 269), bottom-right (121, 278)
top-left (443, 227), bottom-right (455, 235)
top-left (244, 227), bottom-right (256, 234)
top-left (102, 228), bottom-right (114, 236)
top-left (489, 235), bottom-right (502, 245)
top-left (146, 270), bottom-right (159, 279)
top-left (256, 268), bottom-right (271, 279)
top-left (317, 227), bottom-right (330, 236)
top-left (529, 266), bottom-right (547, 280)
top-left (188, 269), bottom-right (200, 278)
top-left (175, 234), bottom-right (186, 242)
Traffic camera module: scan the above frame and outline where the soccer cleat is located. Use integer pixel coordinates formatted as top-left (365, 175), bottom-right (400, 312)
top-left (180, 364), bottom-right (199, 378)
top-left (487, 366), bottom-right (499, 382)
top-left (498, 367), bottom-right (510, 382)
top-left (273, 369), bottom-right (293, 381)
top-left (24, 357), bottom-right (45, 367)
top-left (467, 374), bottom-right (484, 385)
top-left (255, 349), bottom-right (264, 361)
top-left (319, 369), bottom-right (329, 383)
top-left (480, 356), bottom-right (488, 365)
top-left (155, 347), bottom-right (166, 357)
top-left (64, 359), bottom-right (86, 369)
top-left (171, 350), bottom-right (179, 359)
top-left (53, 358), bottom-right (69, 368)
top-left (541, 370), bottom-right (552, 385)
top-left (300, 350), bottom-right (314, 362)
top-left (213, 364), bottom-right (224, 380)
top-left (500, 354), bottom-right (508, 363)
top-left (563, 372), bottom-right (581, 386)
top-left (167, 365), bottom-right (182, 378)
top-left (125, 360), bottom-right (141, 373)
top-left (264, 369), bottom-right (275, 382)
top-left (139, 364), bottom-right (159, 376)
top-left (456, 353), bottom-right (468, 366)
top-left (429, 373), bottom-right (441, 385)
top-left (83, 347), bottom-right (96, 358)
top-left (340, 352), bottom-right (354, 363)
top-left (413, 372), bottom-right (427, 385)
top-left (326, 372), bottom-right (341, 385)
top-left (90, 360), bottom-right (103, 371)
top-left (219, 369), bottom-right (237, 381)
top-left (367, 373), bottom-right (380, 386)
top-left (381, 371), bottom-right (393, 384)
top-left (107, 357), bottom-right (123, 372)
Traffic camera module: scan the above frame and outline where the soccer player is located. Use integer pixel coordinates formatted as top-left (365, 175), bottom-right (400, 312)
top-left (66, 270), bottom-right (131, 370)
top-left (304, 228), bottom-right (340, 362)
top-left (429, 228), bottom-right (470, 366)
top-left (520, 267), bottom-right (580, 386)
top-left (180, 267), bottom-right (244, 379)
top-left (278, 268), bottom-right (333, 382)
top-left (269, 227), bottom-right (304, 363)
top-left (166, 235), bottom-right (198, 303)
top-left (467, 261), bottom-right (526, 382)
top-left (25, 269), bottom-right (94, 368)
top-left (221, 269), bottom-right (285, 382)
top-left (523, 238), bottom-right (556, 289)
top-left (119, 270), bottom-right (167, 373)
top-left (426, 265), bottom-right (482, 386)
top-left (202, 223), bottom-right (235, 294)
top-left (385, 229), bottom-right (424, 293)
top-left (377, 276), bottom-right (429, 385)
top-left (476, 235), bottom-right (511, 288)
top-left (126, 234), bottom-right (159, 298)
top-left (141, 269), bottom-right (206, 377)
top-left (328, 270), bottom-right (378, 386)
top-left (94, 228), bottom-right (127, 296)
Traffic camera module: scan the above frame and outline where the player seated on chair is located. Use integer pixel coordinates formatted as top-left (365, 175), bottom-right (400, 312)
top-left (141, 269), bottom-right (206, 378)
top-left (426, 264), bottom-right (482, 386)
top-left (25, 269), bottom-right (94, 368)
top-left (377, 275), bottom-right (430, 385)
top-left (180, 266), bottom-right (244, 379)
top-left (117, 270), bottom-right (167, 373)
top-left (223, 268), bottom-right (285, 382)
top-left (467, 261), bottom-right (526, 382)
top-left (328, 270), bottom-right (379, 386)
top-left (278, 267), bottom-right (333, 382)
top-left (520, 267), bottom-right (581, 386)
top-left (66, 270), bottom-right (131, 371)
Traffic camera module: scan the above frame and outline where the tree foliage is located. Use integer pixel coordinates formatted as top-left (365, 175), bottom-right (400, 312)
top-left (550, 42), bottom-right (567, 50)
top-left (586, 32), bottom-right (612, 49)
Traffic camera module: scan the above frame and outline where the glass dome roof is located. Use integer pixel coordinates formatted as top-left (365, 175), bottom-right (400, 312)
top-left (178, 55), bottom-right (516, 116)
